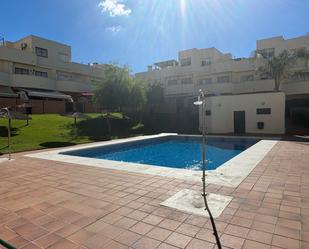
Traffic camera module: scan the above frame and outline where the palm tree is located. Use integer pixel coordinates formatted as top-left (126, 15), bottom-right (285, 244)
top-left (256, 49), bottom-right (296, 91)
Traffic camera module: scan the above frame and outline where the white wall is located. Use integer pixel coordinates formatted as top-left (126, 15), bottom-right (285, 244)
top-left (200, 92), bottom-right (285, 134)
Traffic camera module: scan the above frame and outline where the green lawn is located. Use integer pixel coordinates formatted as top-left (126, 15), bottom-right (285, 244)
top-left (0, 113), bottom-right (142, 154)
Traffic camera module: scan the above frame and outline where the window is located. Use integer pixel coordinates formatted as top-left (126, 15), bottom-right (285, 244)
top-left (168, 79), bottom-right (178, 85)
top-left (15, 67), bottom-right (29, 75)
top-left (289, 72), bottom-right (309, 82)
top-left (260, 73), bottom-right (271, 80)
top-left (35, 47), bottom-right (48, 57)
top-left (241, 75), bottom-right (254, 82)
top-left (205, 110), bottom-right (211, 116)
top-left (199, 78), bottom-right (212, 85)
top-left (256, 108), bottom-right (271, 115)
top-left (180, 58), bottom-right (191, 67)
top-left (217, 76), bottom-right (230, 83)
top-left (57, 71), bottom-right (71, 80)
top-left (34, 70), bottom-right (48, 77)
top-left (58, 53), bottom-right (69, 62)
top-left (259, 48), bottom-right (275, 58)
top-left (181, 78), bottom-right (193, 84)
top-left (201, 58), bottom-right (211, 66)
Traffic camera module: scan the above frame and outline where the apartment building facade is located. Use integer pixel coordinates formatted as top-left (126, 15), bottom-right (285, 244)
top-left (136, 35), bottom-right (309, 134)
top-left (0, 35), bottom-right (103, 113)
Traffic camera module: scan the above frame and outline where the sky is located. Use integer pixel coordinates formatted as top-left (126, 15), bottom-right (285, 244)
top-left (0, 0), bottom-right (308, 73)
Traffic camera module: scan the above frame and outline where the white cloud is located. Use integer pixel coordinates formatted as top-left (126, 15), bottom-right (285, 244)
top-left (98, 0), bottom-right (132, 17)
top-left (106, 25), bottom-right (122, 33)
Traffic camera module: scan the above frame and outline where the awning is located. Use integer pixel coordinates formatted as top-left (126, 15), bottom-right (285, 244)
top-left (0, 86), bottom-right (18, 98)
top-left (20, 89), bottom-right (73, 102)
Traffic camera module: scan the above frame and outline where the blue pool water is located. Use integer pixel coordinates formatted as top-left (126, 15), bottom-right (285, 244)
top-left (63, 137), bottom-right (258, 171)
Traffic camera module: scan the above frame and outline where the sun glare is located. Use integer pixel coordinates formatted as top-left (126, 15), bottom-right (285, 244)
top-left (180, 0), bottom-right (186, 16)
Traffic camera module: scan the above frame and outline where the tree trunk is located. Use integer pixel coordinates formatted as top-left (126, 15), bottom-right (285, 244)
top-left (274, 78), bottom-right (280, 91)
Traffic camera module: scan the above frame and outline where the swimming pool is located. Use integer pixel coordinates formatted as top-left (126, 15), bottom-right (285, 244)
top-left (62, 136), bottom-right (258, 171)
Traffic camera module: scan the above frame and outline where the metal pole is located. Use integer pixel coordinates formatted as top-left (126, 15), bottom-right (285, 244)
top-left (194, 91), bottom-right (222, 249)
top-left (8, 118), bottom-right (11, 160)
top-left (201, 99), bottom-right (206, 199)
top-left (201, 95), bottom-right (222, 249)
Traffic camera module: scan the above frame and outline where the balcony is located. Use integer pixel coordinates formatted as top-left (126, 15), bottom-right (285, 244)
top-left (0, 46), bottom-right (37, 65)
top-left (197, 82), bottom-right (234, 95)
top-left (70, 62), bottom-right (103, 78)
top-left (283, 80), bottom-right (309, 95)
top-left (11, 74), bottom-right (56, 90)
top-left (56, 80), bottom-right (92, 93)
top-left (233, 79), bottom-right (274, 94)
top-left (165, 84), bottom-right (194, 96)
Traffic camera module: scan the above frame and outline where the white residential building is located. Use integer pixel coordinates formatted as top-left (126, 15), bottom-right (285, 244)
top-left (136, 35), bottom-right (309, 107)
top-left (136, 34), bottom-right (309, 134)
top-left (0, 35), bottom-right (103, 113)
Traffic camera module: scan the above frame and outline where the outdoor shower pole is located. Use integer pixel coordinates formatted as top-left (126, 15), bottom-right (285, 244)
top-left (194, 90), bottom-right (207, 195)
top-left (194, 90), bottom-right (207, 198)
top-left (195, 90), bottom-right (222, 249)
top-left (201, 93), bottom-right (206, 200)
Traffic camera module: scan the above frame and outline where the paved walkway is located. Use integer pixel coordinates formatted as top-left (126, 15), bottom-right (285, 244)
top-left (0, 140), bottom-right (308, 249)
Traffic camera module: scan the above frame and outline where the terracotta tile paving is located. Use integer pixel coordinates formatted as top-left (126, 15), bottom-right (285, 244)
top-left (0, 140), bottom-right (309, 248)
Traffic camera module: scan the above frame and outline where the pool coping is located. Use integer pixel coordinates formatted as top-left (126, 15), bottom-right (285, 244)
top-left (0, 158), bottom-right (13, 164)
top-left (25, 133), bottom-right (279, 187)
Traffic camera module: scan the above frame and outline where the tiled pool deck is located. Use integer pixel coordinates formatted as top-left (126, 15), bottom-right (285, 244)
top-left (0, 140), bottom-right (309, 249)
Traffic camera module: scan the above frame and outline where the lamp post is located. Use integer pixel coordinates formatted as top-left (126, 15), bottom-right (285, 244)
top-left (193, 89), bottom-right (207, 202)
top-left (0, 108), bottom-right (11, 160)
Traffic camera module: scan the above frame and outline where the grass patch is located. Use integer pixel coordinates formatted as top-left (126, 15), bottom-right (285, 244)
top-left (0, 113), bottom-right (143, 154)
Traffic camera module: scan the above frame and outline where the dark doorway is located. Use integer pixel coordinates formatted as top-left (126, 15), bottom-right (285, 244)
top-left (286, 96), bottom-right (309, 135)
top-left (76, 102), bottom-right (85, 113)
top-left (65, 102), bottom-right (74, 113)
top-left (234, 111), bottom-right (246, 134)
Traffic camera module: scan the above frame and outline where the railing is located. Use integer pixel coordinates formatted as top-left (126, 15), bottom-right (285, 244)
top-left (0, 238), bottom-right (17, 249)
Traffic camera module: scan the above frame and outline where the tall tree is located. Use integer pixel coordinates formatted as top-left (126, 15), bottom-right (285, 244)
top-left (93, 64), bottom-right (131, 112)
top-left (93, 64), bottom-right (147, 113)
top-left (93, 64), bottom-right (132, 135)
top-left (128, 79), bottom-right (147, 112)
top-left (147, 84), bottom-right (164, 105)
top-left (257, 48), bottom-right (309, 91)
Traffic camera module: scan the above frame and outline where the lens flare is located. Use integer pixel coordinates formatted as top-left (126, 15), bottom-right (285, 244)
top-left (180, 0), bottom-right (186, 16)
